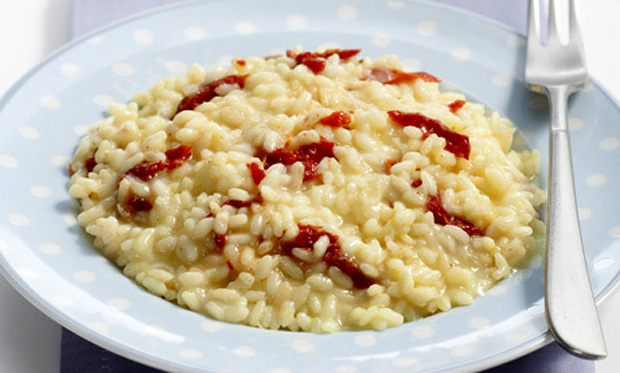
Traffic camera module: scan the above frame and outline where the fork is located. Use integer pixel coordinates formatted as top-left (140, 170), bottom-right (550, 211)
top-left (526, 0), bottom-right (606, 359)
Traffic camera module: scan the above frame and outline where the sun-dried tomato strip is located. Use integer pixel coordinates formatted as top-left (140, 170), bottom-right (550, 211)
top-left (426, 194), bottom-right (482, 236)
top-left (247, 162), bottom-right (266, 185)
top-left (448, 99), bottom-right (466, 114)
top-left (124, 161), bottom-right (167, 182)
top-left (319, 111), bottom-right (352, 127)
top-left (411, 178), bottom-right (423, 188)
top-left (264, 148), bottom-right (297, 168)
top-left (293, 138), bottom-right (336, 181)
top-left (315, 49), bottom-right (361, 60)
top-left (123, 145), bottom-right (193, 181)
top-left (85, 157), bottom-right (97, 173)
top-left (223, 194), bottom-right (263, 209)
top-left (214, 232), bottom-right (227, 250)
top-left (281, 224), bottom-right (375, 289)
top-left (387, 110), bottom-right (471, 159)
top-left (286, 49), bottom-right (361, 74)
top-left (385, 159), bottom-right (397, 174)
top-left (363, 67), bottom-right (441, 84)
top-left (165, 145), bottom-right (193, 170)
top-left (263, 137), bottom-right (336, 181)
top-left (176, 74), bottom-right (249, 114)
top-left (124, 190), bottom-right (153, 216)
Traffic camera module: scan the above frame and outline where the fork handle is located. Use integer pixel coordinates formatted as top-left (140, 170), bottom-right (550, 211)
top-left (545, 85), bottom-right (607, 359)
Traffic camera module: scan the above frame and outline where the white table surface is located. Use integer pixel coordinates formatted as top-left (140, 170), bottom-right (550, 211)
top-left (0, 1), bottom-right (619, 372)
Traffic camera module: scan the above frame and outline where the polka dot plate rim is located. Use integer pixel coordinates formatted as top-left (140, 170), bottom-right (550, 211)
top-left (1, 0), bottom-right (620, 372)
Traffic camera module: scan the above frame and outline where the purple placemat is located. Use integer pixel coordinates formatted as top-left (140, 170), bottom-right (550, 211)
top-left (61, 1), bottom-right (594, 372)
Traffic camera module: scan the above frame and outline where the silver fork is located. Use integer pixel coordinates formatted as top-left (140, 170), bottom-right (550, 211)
top-left (526, 0), bottom-right (606, 359)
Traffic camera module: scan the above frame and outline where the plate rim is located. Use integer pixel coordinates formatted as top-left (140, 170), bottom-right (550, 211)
top-left (1, 0), bottom-right (619, 371)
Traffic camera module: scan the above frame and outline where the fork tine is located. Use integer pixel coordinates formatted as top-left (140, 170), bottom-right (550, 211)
top-left (548, 0), bottom-right (561, 44)
top-left (569, 0), bottom-right (584, 45)
top-left (528, 0), bottom-right (541, 42)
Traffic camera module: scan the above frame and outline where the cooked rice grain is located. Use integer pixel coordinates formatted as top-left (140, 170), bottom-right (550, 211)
top-left (69, 47), bottom-right (544, 332)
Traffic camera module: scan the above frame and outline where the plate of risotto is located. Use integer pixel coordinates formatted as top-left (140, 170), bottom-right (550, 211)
top-left (1, 0), bottom-right (620, 372)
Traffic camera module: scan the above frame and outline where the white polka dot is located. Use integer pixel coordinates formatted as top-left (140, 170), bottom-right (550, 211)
top-left (184, 26), bottom-right (207, 40)
top-left (201, 320), bottom-right (225, 332)
top-left (63, 213), bottom-right (77, 225)
top-left (112, 63), bottom-right (135, 77)
top-left (233, 346), bottom-right (256, 357)
top-left (286, 14), bottom-right (308, 30)
top-left (40, 95), bottom-right (60, 109)
top-left (52, 155), bottom-right (70, 167)
top-left (317, 42), bottom-right (341, 51)
top-left (568, 117), bottom-right (584, 131)
top-left (579, 208), bottom-right (593, 220)
top-left (234, 21), bottom-right (257, 35)
top-left (40, 243), bottom-right (61, 256)
top-left (74, 270), bottom-right (96, 283)
top-left (412, 325), bottom-right (435, 339)
top-left (528, 254), bottom-right (543, 269)
top-left (468, 317), bottom-right (490, 329)
top-left (506, 332), bottom-right (529, 343)
top-left (417, 20), bottom-right (437, 36)
top-left (371, 33), bottom-right (392, 47)
top-left (609, 226), bottom-right (620, 237)
top-left (30, 185), bottom-right (52, 198)
top-left (492, 72), bottom-right (512, 87)
top-left (526, 303), bottom-right (544, 316)
top-left (87, 36), bottom-right (103, 45)
top-left (292, 339), bottom-right (315, 353)
top-left (387, 1), bottom-right (406, 9)
top-left (180, 349), bottom-right (203, 359)
top-left (108, 297), bottom-right (132, 310)
top-left (52, 296), bottom-right (74, 307)
top-left (267, 48), bottom-right (286, 57)
top-left (529, 95), bottom-right (548, 110)
top-left (93, 95), bottom-right (116, 107)
top-left (586, 174), bottom-right (606, 186)
top-left (451, 47), bottom-right (472, 61)
top-left (513, 268), bottom-right (533, 282)
top-left (143, 325), bottom-right (166, 335)
top-left (18, 126), bottom-right (40, 140)
top-left (506, 34), bottom-right (525, 47)
top-left (88, 322), bottom-right (109, 334)
top-left (17, 268), bottom-right (39, 281)
top-left (61, 63), bottom-right (81, 77)
top-left (165, 60), bottom-right (188, 74)
top-left (133, 28), bottom-right (154, 44)
top-left (216, 55), bottom-right (233, 67)
top-left (594, 257), bottom-right (615, 271)
top-left (487, 284), bottom-right (508, 296)
top-left (270, 369), bottom-right (293, 373)
top-left (392, 357), bottom-right (417, 367)
top-left (402, 58), bottom-right (422, 71)
top-left (451, 345), bottom-right (473, 357)
top-left (74, 124), bottom-right (89, 136)
top-left (354, 333), bottom-right (377, 347)
top-left (9, 214), bottom-right (29, 227)
top-left (143, 325), bottom-right (184, 344)
top-left (600, 137), bottom-right (619, 151)
top-left (336, 364), bottom-right (358, 373)
top-left (337, 5), bottom-right (358, 21)
top-left (0, 155), bottom-right (19, 168)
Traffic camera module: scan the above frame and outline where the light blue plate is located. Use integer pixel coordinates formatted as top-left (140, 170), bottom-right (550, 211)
top-left (1, 0), bottom-right (619, 371)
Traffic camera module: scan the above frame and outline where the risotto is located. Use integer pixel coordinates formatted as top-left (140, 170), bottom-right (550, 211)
top-left (68, 47), bottom-right (545, 332)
